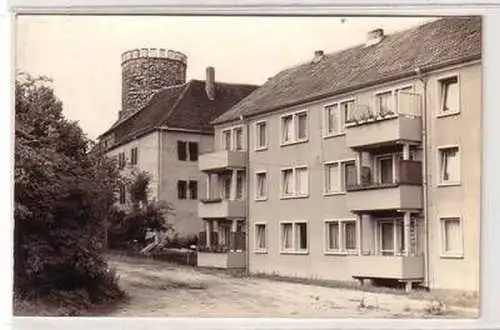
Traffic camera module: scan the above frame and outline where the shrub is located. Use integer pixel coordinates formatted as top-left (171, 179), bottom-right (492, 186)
top-left (14, 73), bottom-right (125, 310)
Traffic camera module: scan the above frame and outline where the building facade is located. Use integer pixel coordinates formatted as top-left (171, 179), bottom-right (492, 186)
top-left (198, 17), bottom-right (481, 291)
top-left (99, 48), bottom-right (258, 237)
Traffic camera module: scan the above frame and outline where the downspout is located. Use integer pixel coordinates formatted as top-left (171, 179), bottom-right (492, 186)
top-left (416, 67), bottom-right (430, 289)
top-left (243, 115), bottom-right (251, 276)
top-left (157, 130), bottom-right (162, 201)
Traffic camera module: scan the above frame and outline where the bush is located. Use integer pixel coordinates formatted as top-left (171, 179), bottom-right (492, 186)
top-left (107, 171), bottom-right (174, 250)
top-left (14, 73), bottom-right (125, 311)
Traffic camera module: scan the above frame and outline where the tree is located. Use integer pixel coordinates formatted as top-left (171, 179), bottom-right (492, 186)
top-left (14, 73), bottom-right (124, 307)
top-left (108, 171), bottom-right (174, 248)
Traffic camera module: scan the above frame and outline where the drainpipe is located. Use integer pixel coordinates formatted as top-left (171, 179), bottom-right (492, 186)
top-left (242, 115), bottom-right (251, 276)
top-left (416, 67), bottom-right (430, 289)
top-left (157, 130), bottom-right (162, 200)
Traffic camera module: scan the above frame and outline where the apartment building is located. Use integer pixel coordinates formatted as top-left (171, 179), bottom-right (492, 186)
top-left (98, 48), bottom-right (257, 237)
top-left (197, 17), bottom-right (481, 291)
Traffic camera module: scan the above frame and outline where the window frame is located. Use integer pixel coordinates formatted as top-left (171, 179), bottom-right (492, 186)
top-left (188, 141), bottom-right (199, 161)
top-left (279, 109), bottom-right (309, 146)
top-left (254, 120), bottom-right (268, 151)
top-left (130, 147), bottom-right (138, 165)
top-left (439, 216), bottom-right (464, 259)
top-left (323, 218), bottom-right (358, 255)
top-left (374, 153), bottom-right (397, 184)
top-left (118, 184), bottom-right (126, 205)
top-left (177, 180), bottom-right (187, 200)
top-left (323, 98), bottom-right (355, 138)
top-left (221, 125), bottom-right (244, 151)
top-left (323, 159), bottom-right (357, 196)
top-left (436, 73), bottom-right (461, 117)
top-left (254, 171), bottom-right (268, 201)
top-left (188, 180), bottom-right (198, 200)
top-left (279, 165), bottom-right (309, 199)
top-left (253, 222), bottom-right (268, 253)
top-left (177, 140), bottom-right (187, 161)
top-left (222, 129), bottom-right (232, 151)
top-left (279, 220), bottom-right (309, 254)
top-left (372, 84), bottom-right (414, 117)
top-left (437, 145), bottom-right (461, 186)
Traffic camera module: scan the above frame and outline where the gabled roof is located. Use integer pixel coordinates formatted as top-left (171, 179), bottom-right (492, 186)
top-left (101, 80), bottom-right (258, 146)
top-left (213, 16), bottom-right (481, 125)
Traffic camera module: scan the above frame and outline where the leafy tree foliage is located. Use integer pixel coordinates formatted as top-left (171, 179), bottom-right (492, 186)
top-left (14, 73), bottom-right (125, 306)
top-left (108, 171), bottom-right (174, 248)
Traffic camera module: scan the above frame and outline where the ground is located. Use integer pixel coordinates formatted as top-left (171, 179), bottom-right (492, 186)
top-left (107, 254), bottom-right (478, 318)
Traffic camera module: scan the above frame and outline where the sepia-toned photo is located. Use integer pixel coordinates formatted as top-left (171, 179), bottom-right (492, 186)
top-left (13, 15), bottom-right (481, 318)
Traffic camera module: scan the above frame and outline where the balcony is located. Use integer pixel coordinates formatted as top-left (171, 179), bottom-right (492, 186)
top-left (199, 150), bottom-right (247, 172)
top-left (197, 251), bottom-right (246, 269)
top-left (198, 198), bottom-right (246, 219)
top-left (345, 93), bottom-right (422, 149)
top-left (348, 255), bottom-right (424, 280)
top-left (346, 160), bottom-right (423, 212)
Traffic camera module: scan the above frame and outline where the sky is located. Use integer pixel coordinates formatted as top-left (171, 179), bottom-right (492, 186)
top-left (15, 15), bottom-right (435, 140)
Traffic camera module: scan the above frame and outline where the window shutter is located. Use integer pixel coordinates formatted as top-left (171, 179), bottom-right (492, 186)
top-left (189, 142), bottom-right (199, 161)
top-left (177, 141), bottom-right (187, 161)
top-left (189, 181), bottom-right (198, 200)
top-left (177, 180), bottom-right (187, 199)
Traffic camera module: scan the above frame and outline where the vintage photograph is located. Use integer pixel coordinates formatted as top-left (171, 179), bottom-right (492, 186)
top-left (13, 15), bottom-right (481, 318)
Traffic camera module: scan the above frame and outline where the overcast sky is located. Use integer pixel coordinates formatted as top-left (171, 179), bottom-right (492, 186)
top-left (16, 15), bottom-right (435, 140)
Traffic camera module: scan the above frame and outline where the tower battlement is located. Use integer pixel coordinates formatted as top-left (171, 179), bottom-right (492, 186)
top-left (121, 48), bottom-right (187, 65)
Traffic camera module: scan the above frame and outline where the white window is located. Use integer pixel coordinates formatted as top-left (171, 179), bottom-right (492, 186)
top-left (222, 126), bottom-right (244, 151)
top-left (395, 86), bottom-right (413, 114)
top-left (375, 155), bottom-right (395, 184)
top-left (281, 110), bottom-right (308, 145)
top-left (295, 167), bottom-right (309, 196)
top-left (221, 174), bottom-right (231, 199)
top-left (296, 112), bottom-right (308, 140)
top-left (439, 76), bottom-right (459, 115)
top-left (222, 130), bottom-right (231, 150)
top-left (324, 100), bottom-right (354, 137)
top-left (255, 171), bottom-right (267, 200)
top-left (325, 162), bottom-right (340, 193)
top-left (280, 166), bottom-right (308, 198)
top-left (325, 220), bottom-right (358, 254)
top-left (281, 221), bottom-right (308, 253)
top-left (438, 146), bottom-right (460, 185)
top-left (236, 171), bottom-right (244, 199)
top-left (282, 115), bottom-right (293, 143)
top-left (255, 121), bottom-right (267, 150)
top-left (281, 168), bottom-right (294, 196)
top-left (379, 221), bottom-right (395, 255)
top-left (324, 160), bottom-right (356, 194)
top-left (234, 127), bottom-right (243, 151)
top-left (254, 223), bottom-right (267, 252)
top-left (376, 91), bottom-right (394, 115)
top-left (440, 217), bottom-right (463, 257)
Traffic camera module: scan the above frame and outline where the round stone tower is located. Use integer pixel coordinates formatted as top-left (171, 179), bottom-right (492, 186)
top-left (120, 48), bottom-right (187, 119)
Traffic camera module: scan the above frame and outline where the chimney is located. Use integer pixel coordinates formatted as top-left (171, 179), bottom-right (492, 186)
top-left (312, 50), bottom-right (324, 64)
top-left (205, 66), bottom-right (215, 100)
top-left (365, 28), bottom-right (384, 47)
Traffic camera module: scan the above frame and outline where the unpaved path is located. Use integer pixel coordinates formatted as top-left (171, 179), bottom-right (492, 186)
top-left (107, 255), bottom-right (477, 318)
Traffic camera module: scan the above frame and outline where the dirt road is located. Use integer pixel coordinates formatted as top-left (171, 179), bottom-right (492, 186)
top-left (107, 255), bottom-right (477, 318)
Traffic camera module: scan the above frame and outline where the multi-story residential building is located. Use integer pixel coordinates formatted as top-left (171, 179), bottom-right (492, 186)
top-left (98, 48), bottom-right (257, 237)
top-left (198, 17), bottom-right (481, 292)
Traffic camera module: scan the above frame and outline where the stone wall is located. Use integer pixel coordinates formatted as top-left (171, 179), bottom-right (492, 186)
top-left (121, 49), bottom-right (187, 118)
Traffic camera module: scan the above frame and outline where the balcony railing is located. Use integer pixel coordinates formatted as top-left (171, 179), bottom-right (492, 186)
top-left (198, 231), bottom-right (246, 253)
top-left (347, 160), bottom-right (422, 192)
top-left (346, 92), bottom-right (422, 127)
